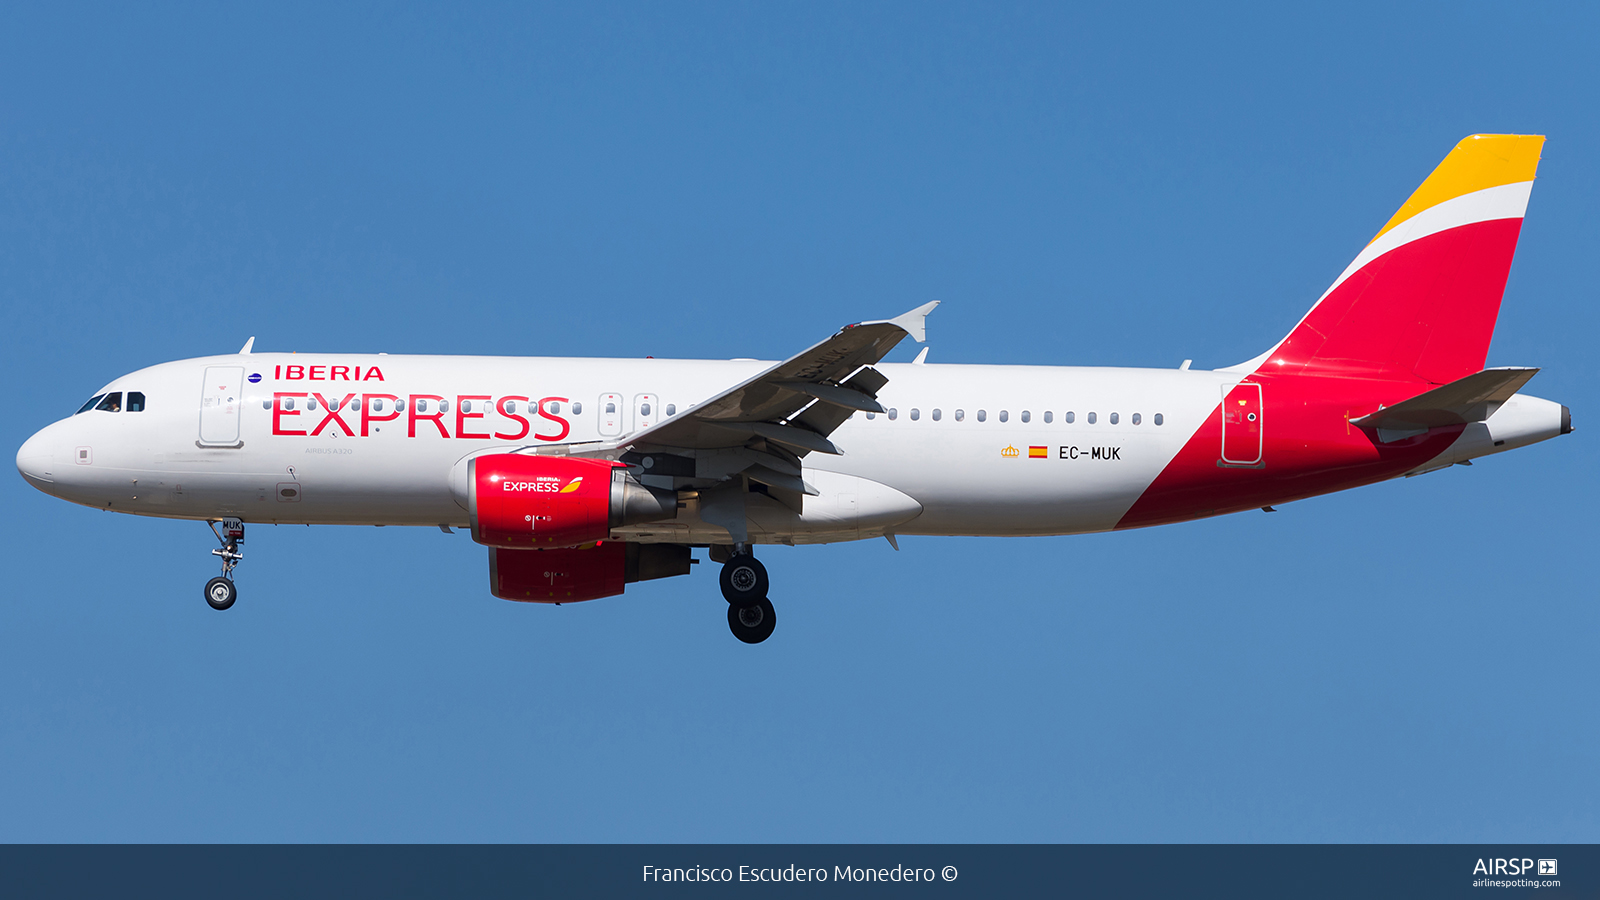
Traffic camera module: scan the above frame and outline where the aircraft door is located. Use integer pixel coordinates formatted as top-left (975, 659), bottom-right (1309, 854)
top-left (1220, 381), bottom-right (1263, 465)
top-left (633, 393), bottom-right (658, 432)
top-left (598, 392), bottom-right (624, 437)
top-left (199, 366), bottom-right (245, 446)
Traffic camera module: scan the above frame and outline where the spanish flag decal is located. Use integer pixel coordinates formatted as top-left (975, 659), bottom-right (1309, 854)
top-left (559, 477), bottom-right (584, 493)
top-left (1028, 446), bottom-right (1048, 459)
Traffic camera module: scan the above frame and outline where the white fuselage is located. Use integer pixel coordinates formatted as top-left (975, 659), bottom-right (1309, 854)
top-left (16, 351), bottom-right (1567, 545)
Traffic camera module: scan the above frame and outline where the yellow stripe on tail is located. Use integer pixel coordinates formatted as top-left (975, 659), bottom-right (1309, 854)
top-left (1370, 134), bottom-right (1544, 245)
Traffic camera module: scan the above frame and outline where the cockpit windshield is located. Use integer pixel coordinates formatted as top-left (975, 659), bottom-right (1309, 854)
top-left (94, 392), bottom-right (123, 413)
top-left (76, 394), bottom-right (106, 415)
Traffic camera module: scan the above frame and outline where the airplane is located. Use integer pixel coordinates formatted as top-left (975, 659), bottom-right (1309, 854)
top-left (16, 134), bottom-right (1571, 644)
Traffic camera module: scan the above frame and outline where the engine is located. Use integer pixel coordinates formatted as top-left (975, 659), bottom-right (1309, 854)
top-left (466, 454), bottom-right (678, 548)
top-left (489, 541), bottom-right (693, 603)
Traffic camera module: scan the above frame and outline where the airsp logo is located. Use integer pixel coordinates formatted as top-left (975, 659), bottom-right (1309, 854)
top-left (1472, 858), bottom-right (1547, 876)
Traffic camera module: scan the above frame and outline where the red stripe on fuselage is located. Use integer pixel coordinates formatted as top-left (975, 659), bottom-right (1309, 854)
top-left (1116, 374), bottom-right (1464, 529)
top-left (1118, 216), bottom-right (1524, 528)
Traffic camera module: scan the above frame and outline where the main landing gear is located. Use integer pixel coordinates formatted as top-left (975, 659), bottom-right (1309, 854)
top-left (204, 518), bottom-right (244, 611)
top-left (719, 548), bottom-right (776, 644)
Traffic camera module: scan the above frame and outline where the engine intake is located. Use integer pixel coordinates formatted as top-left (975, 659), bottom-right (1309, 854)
top-left (467, 454), bottom-right (677, 548)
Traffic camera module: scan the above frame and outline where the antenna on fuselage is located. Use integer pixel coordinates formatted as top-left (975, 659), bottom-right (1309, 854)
top-left (239, 336), bottom-right (256, 354)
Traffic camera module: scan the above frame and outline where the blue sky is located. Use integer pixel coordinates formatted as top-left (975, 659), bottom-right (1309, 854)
top-left (2, 3), bottom-right (1595, 841)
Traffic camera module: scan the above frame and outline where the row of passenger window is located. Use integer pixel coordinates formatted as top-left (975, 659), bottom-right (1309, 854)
top-left (75, 392), bottom-right (146, 414)
top-left (265, 396), bottom-right (687, 417)
top-left (864, 408), bottom-right (1163, 426)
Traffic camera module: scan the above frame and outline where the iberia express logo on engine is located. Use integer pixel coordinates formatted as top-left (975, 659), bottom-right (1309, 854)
top-left (502, 476), bottom-right (585, 493)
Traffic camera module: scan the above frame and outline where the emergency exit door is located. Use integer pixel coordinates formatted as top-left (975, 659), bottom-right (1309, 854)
top-left (634, 393), bottom-right (659, 432)
top-left (597, 393), bottom-right (624, 437)
top-left (199, 366), bottom-right (245, 445)
top-left (1220, 381), bottom-right (1263, 465)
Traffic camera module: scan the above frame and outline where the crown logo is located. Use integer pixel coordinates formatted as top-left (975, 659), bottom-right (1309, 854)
top-left (1001, 445), bottom-right (1019, 458)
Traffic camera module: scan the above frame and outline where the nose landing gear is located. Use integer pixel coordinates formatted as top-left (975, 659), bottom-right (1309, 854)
top-left (205, 576), bottom-right (237, 610)
top-left (719, 549), bottom-right (776, 643)
top-left (205, 518), bottom-right (244, 611)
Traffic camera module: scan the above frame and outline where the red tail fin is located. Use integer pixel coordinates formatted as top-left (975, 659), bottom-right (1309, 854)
top-left (1248, 134), bottom-right (1544, 384)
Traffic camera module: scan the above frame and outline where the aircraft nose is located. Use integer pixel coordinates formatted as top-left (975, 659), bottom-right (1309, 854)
top-left (16, 426), bottom-right (58, 488)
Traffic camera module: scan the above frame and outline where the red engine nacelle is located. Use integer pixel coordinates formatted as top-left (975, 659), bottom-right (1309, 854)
top-left (490, 541), bottom-right (627, 602)
top-left (467, 454), bottom-right (677, 549)
top-left (489, 542), bottom-right (695, 603)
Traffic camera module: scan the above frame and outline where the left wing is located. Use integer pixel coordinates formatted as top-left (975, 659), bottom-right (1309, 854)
top-left (608, 300), bottom-right (938, 458)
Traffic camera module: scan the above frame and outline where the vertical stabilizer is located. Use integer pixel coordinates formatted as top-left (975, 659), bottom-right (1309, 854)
top-left (1245, 134), bottom-right (1544, 384)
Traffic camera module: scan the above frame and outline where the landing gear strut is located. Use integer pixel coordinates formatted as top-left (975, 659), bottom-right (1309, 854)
top-left (720, 549), bottom-right (776, 643)
top-left (205, 518), bottom-right (244, 611)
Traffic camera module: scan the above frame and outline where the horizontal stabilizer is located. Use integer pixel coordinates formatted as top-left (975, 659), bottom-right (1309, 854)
top-left (1351, 366), bottom-right (1539, 441)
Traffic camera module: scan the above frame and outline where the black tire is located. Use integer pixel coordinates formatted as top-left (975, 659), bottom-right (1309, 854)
top-left (727, 597), bottom-right (777, 644)
top-left (719, 553), bottom-right (768, 604)
top-left (204, 576), bottom-right (237, 611)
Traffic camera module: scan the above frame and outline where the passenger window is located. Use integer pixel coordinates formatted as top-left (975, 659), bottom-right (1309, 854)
top-left (127, 392), bottom-right (146, 412)
top-left (955, 409), bottom-right (965, 422)
top-left (1110, 412), bottom-right (1119, 425)
top-left (439, 400), bottom-right (450, 413)
top-left (887, 408), bottom-right (898, 420)
top-left (1044, 411), bottom-right (1052, 423)
top-left (1021, 410), bottom-right (1030, 423)
top-left (665, 404), bottom-right (675, 416)
top-left (96, 392), bottom-right (123, 413)
top-left (909, 408), bottom-right (919, 421)
top-left (604, 402), bottom-right (615, 414)
top-left (1154, 413), bottom-right (1164, 426)
top-left (308, 397), bottom-right (318, 411)
top-left (999, 410), bottom-right (1009, 423)
top-left (977, 410), bottom-right (986, 422)
top-left (1087, 412), bottom-right (1096, 424)
top-left (641, 403), bottom-right (652, 416)
top-left (572, 402), bottom-right (582, 415)
top-left (1132, 413), bottom-right (1141, 425)
top-left (932, 409), bottom-right (942, 421)
top-left (866, 412), bottom-right (876, 420)
top-left (262, 399), bottom-right (271, 410)
top-left (1065, 411), bottom-right (1075, 423)
top-left (284, 397), bottom-right (296, 411)
top-left (349, 398), bottom-right (360, 411)
top-left (461, 400), bottom-right (472, 413)
top-left (397, 399), bottom-right (407, 412)
top-left (77, 394), bottom-right (106, 415)
top-left (373, 398), bottom-right (386, 412)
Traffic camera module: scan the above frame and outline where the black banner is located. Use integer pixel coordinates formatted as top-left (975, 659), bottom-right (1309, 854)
top-left (1, 844), bottom-right (1592, 898)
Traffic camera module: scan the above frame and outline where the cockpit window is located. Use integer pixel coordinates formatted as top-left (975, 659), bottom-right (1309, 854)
top-left (95, 392), bottom-right (123, 413)
top-left (76, 394), bottom-right (106, 415)
top-left (127, 392), bottom-right (146, 412)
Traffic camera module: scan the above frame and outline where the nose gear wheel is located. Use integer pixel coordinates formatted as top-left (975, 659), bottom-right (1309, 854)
top-left (204, 519), bottom-right (245, 611)
top-left (205, 576), bottom-right (237, 610)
